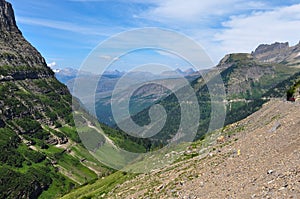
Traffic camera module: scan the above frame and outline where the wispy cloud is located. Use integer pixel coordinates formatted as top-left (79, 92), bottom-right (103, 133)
top-left (17, 17), bottom-right (122, 37)
top-left (138, 0), bottom-right (268, 24)
top-left (215, 3), bottom-right (300, 54)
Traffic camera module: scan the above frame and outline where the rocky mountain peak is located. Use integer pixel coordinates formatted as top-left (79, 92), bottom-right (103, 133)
top-left (0, 0), bottom-right (53, 78)
top-left (0, 0), bottom-right (20, 33)
top-left (251, 42), bottom-right (296, 63)
top-left (253, 42), bottom-right (290, 55)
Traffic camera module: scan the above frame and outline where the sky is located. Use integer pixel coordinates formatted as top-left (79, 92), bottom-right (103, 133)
top-left (8, 0), bottom-right (300, 71)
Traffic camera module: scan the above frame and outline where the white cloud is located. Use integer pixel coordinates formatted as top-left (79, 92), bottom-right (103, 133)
top-left (99, 55), bottom-right (120, 61)
top-left (20, 0), bottom-right (300, 67)
top-left (47, 61), bottom-right (57, 68)
top-left (140, 0), bottom-right (267, 24)
top-left (99, 55), bottom-right (112, 60)
top-left (214, 4), bottom-right (300, 55)
top-left (128, 0), bottom-right (274, 63)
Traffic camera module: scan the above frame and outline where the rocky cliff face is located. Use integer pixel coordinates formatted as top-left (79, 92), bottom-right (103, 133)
top-left (0, 0), bottom-right (20, 33)
top-left (252, 42), bottom-right (300, 65)
top-left (0, 0), bottom-right (53, 75)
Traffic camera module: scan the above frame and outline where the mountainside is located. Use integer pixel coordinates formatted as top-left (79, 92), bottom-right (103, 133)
top-left (0, 1), bottom-right (124, 198)
top-left (110, 100), bottom-right (300, 198)
top-left (62, 99), bottom-right (300, 198)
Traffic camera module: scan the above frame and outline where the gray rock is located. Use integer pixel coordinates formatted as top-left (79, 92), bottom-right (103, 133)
top-left (268, 122), bottom-right (281, 133)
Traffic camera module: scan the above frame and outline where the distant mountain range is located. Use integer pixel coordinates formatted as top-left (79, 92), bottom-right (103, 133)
top-left (54, 67), bottom-right (204, 126)
top-left (54, 67), bottom-right (199, 85)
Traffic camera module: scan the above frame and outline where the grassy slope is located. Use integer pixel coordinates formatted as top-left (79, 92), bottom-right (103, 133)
top-left (0, 77), bottom-right (115, 198)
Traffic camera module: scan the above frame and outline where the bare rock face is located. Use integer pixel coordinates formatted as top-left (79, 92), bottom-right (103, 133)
top-left (252, 42), bottom-right (300, 65)
top-left (252, 42), bottom-right (290, 63)
top-left (0, 0), bottom-right (20, 33)
top-left (0, 0), bottom-right (53, 76)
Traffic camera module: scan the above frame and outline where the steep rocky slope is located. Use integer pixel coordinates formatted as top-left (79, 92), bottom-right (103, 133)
top-left (73, 100), bottom-right (298, 199)
top-left (0, 0), bottom-right (51, 74)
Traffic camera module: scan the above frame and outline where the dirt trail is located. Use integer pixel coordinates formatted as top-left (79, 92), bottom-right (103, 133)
top-left (82, 115), bottom-right (119, 150)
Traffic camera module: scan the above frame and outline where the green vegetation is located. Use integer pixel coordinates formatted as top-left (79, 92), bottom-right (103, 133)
top-left (14, 117), bottom-right (42, 134)
top-left (287, 79), bottom-right (300, 100)
top-left (0, 75), bottom-right (115, 198)
top-left (0, 128), bottom-right (75, 199)
top-left (61, 171), bottom-right (136, 199)
top-left (0, 128), bottom-right (24, 168)
top-left (0, 65), bottom-right (51, 76)
top-left (0, 166), bottom-right (52, 199)
top-left (23, 149), bottom-right (46, 163)
top-left (100, 123), bottom-right (151, 153)
top-left (59, 126), bottom-right (81, 143)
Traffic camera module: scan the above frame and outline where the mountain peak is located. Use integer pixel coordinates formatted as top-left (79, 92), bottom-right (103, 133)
top-left (251, 42), bottom-right (291, 63)
top-left (0, 0), bottom-right (20, 33)
top-left (252, 42), bottom-right (289, 55)
top-left (0, 0), bottom-right (53, 76)
top-left (251, 41), bottom-right (300, 64)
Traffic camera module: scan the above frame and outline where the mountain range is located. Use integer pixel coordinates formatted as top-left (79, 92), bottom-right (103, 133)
top-left (54, 67), bottom-right (202, 126)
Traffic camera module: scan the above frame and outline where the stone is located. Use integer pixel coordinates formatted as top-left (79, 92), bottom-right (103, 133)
top-left (267, 170), bottom-right (274, 174)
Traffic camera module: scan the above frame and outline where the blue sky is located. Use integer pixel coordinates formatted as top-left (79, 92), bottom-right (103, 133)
top-left (8, 0), bottom-right (300, 70)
